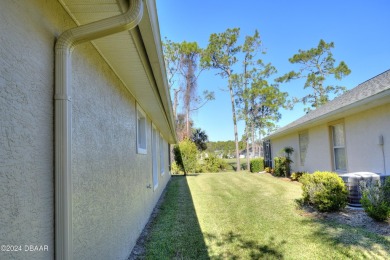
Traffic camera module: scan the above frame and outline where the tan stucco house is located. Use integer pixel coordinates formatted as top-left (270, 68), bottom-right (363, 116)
top-left (0, 0), bottom-right (176, 259)
top-left (266, 70), bottom-right (390, 175)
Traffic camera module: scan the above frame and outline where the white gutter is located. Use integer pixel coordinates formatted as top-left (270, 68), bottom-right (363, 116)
top-left (54, 1), bottom-right (143, 259)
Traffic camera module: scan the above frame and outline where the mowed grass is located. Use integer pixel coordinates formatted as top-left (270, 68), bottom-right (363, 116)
top-left (143, 172), bottom-right (390, 259)
top-left (223, 158), bottom-right (246, 171)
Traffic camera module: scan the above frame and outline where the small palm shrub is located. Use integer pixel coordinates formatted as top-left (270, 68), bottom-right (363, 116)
top-left (274, 157), bottom-right (287, 177)
top-left (283, 146), bottom-right (294, 177)
top-left (300, 171), bottom-right (348, 212)
top-left (360, 178), bottom-right (390, 221)
top-left (250, 158), bottom-right (264, 173)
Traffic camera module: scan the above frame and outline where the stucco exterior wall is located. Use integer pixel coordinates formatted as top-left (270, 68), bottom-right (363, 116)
top-left (270, 133), bottom-right (299, 172)
top-left (71, 43), bottom-right (171, 260)
top-left (1, 1), bottom-right (171, 259)
top-left (301, 125), bottom-right (333, 173)
top-left (271, 124), bottom-right (333, 173)
top-left (271, 103), bottom-right (390, 175)
top-left (345, 103), bottom-right (390, 174)
top-left (0, 1), bottom-right (73, 259)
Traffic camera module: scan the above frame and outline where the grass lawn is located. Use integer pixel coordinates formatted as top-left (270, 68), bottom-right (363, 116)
top-left (223, 158), bottom-right (247, 171)
top-left (143, 172), bottom-right (390, 259)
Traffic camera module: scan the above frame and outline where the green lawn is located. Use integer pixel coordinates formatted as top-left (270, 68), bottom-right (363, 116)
top-left (143, 172), bottom-right (390, 259)
top-left (223, 158), bottom-right (247, 171)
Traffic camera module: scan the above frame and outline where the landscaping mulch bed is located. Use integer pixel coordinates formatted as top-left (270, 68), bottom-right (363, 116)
top-left (265, 171), bottom-right (390, 236)
top-left (299, 205), bottom-right (390, 236)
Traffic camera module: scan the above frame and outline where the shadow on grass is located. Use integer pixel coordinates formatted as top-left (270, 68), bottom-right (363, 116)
top-left (204, 231), bottom-right (286, 259)
top-left (140, 175), bottom-right (210, 259)
top-left (228, 163), bottom-right (248, 172)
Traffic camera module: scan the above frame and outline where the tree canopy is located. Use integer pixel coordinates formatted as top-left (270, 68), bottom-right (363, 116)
top-left (276, 39), bottom-right (351, 112)
top-left (202, 28), bottom-right (242, 170)
top-left (191, 128), bottom-right (209, 151)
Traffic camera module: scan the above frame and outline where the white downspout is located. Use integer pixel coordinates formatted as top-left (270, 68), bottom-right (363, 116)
top-left (54, 1), bottom-right (143, 259)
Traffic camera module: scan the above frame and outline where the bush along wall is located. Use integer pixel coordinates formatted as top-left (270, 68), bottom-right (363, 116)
top-left (300, 171), bottom-right (348, 212)
top-left (273, 157), bottom-right (287, 177)
top-left (290, 172), bottom-right (308, 182)
top-left (360, 178), bottom-right (390, 221)
top-left (250, 158), bottom-right (264, 173)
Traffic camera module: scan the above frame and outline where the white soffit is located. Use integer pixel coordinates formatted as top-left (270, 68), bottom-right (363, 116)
top-left (58, 0), bottom-right (176, 143)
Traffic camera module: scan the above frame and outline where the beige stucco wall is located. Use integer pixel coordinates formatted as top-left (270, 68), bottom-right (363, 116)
top-left (71, 43), bottom-right (171, 260)
top-left (302, 125), bottom-right (333, 172)
top-left (0, 1), bottom-right (69, 259)
top-left (0, 1), bottom-right (171, 259)
top-left (271, 133), bottom-right (299, 172)
top-left (271, 103), bottom-right (390, 174)
top-left (271, 125), bottom-right (334, 173)
top-left (345, 103), bottom-right (390, 174)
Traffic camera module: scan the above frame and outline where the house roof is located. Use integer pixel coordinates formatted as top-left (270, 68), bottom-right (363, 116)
top-left (267, 69), bottom-right (390, 139)
top-left (58, 0), bottom-right (177, 143)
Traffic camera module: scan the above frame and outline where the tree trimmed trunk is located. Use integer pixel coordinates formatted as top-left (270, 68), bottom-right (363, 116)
top-left (228, 76), bottom-right (240, 171)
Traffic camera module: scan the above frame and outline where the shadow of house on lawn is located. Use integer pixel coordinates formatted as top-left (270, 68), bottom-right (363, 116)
top-left (300, 217), bottom-right (390, 259)
top-left (131, 176), bottom-right (210, 259)
top-left (204, 231), bottom-right (286, 259)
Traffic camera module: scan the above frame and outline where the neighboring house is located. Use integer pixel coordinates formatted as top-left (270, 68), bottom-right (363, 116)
top-left (266, 70), bottom-right (390, 175)
top-left (0, 1), bottom-right (176, 259)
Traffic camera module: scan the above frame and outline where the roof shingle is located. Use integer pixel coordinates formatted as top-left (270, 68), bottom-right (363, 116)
top-left (267, 69), bottom-right (390, 138)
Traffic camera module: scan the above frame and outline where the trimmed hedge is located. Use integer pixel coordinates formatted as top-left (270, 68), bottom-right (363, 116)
top-left (250, 158), bottom-right (264, 173)
top-left (300, 171), bottom-right (348, 212)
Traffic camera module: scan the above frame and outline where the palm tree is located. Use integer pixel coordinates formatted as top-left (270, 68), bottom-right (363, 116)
top-left (191, 128), bottom-right (208, 151)
top-left (283, 146), bottom-right (294, 177)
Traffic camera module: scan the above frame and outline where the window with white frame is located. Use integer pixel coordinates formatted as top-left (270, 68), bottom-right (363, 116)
top-left (152, 126), bottom-right (158, 190)
top-left (160, 134), bottom-right (165, 175)
top-left (137, 105), bottom-right (147, 154)
top-left (331, 123), bottom-right (347, 172)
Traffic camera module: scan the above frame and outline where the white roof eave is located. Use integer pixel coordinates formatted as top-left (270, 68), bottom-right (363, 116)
top-left (59, 0), bottom-right (177, 143)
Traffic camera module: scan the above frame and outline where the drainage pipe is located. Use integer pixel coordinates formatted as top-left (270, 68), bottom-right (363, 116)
top-left (54, 1), bottom-right (143, 259)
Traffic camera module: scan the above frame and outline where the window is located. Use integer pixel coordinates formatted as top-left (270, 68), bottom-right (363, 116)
top-left (137, 105), bottom-right (147, 154)
top-left (160, 134), bottom-right (165, 175)
top-left (299, 131), bottom-right (309, 166)
top-left (152, 125), bottom-right (158, 190)
top-left (331, 123), bottom-right (347, 172)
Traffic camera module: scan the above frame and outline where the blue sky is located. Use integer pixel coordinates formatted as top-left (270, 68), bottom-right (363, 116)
top-left (156, 0), bottom-right (390, 141)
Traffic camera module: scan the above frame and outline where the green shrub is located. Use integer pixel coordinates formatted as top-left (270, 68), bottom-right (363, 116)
top-left (171, 161), bottom-right (183, 175)
top-left (291, 171), bottom-right (308, 182)
top-left (360, 178), bottom-right (390, 221)
top-left (250, 158), bottom-right (264, 173)
top-left (202, 154), bottom-right (228, 172)
top-left (300, 171), bottom-right (348, 212)
top-left (173, 139), bottom-right (198, 174)
top-left (274, 157), bottom-right (287, 177)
